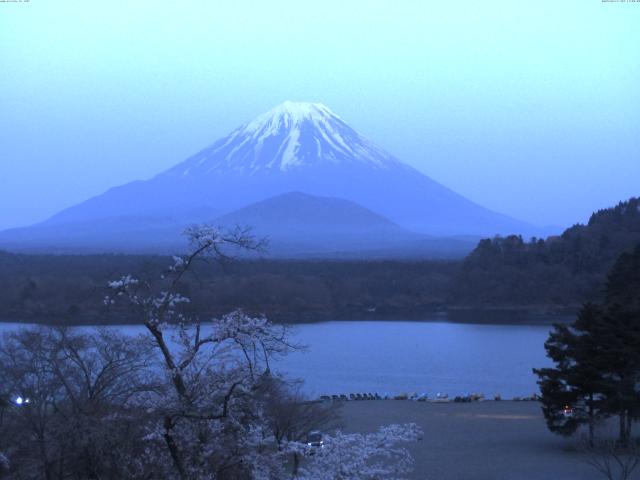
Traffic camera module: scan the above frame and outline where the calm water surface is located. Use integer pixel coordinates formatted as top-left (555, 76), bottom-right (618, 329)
top-left (0, 319), bottom-right (554, 399)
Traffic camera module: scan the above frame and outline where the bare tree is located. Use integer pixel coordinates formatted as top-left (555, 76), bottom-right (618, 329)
top-left (581, 438), bottom-right (640, 480)
top-left (0, 326), bottom-right (159, 479)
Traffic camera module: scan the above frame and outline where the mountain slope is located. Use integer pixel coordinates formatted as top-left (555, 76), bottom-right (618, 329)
top-left (0, 192), bottom-right (477, 257)
top-left (215, 191), bottom-right (406, 236)
top-left (212, 192), bottom-right (423, 256)
top-left (211, 192), bottom-right (477, 257)
top-left (1, 101), bottom-right (537, 253)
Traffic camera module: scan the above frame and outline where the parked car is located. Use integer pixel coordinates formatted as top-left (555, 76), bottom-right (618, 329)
top-left (306, 431), bottom-right (324, 448)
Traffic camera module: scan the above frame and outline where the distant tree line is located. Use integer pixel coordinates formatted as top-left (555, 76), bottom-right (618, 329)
top-left (1, 197), bottom-right (639, 325)
top-left (0, 253), bottom-right (456, 325)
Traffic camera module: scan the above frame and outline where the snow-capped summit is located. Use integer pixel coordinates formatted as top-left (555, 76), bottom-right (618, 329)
top-left (246, 101), bottom-right (337, 131)
top-left (164, 101), bottom-right (400, 176)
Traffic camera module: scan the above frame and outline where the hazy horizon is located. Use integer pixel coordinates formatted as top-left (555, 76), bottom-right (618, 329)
top-left (1, 1), bottom-right (639, 231)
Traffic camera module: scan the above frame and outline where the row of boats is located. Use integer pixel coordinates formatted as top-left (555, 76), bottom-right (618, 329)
top-left (319, 392), bottom-right (540, 402)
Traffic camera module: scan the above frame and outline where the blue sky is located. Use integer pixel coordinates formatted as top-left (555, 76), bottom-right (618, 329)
top-left (1, 0), bottom-right (638, 230)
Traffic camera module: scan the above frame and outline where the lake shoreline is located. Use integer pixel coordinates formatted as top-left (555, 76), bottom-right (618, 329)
top-left (0, 305), bottom-right (577, 327)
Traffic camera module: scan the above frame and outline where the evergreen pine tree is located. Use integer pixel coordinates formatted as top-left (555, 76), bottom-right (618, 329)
top-left (534, 303), bottom-right (606, 445)
top-left (535, 243), bottom-right (640, 445)
top-left (598, 244), bottom-right (640, 444)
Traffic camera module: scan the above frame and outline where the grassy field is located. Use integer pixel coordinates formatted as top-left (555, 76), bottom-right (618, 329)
top-left (340, 400), bottom-right (614, 480)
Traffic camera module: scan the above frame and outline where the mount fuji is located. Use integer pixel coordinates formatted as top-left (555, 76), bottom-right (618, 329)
top-left (0, 101), bottom-right (537, 255)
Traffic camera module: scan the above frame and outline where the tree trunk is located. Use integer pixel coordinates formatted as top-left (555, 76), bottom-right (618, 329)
top-left (38, 434), bottom-right (53, 480)
top-left (588, 394), bottom-right (595, 447)
top-left (292, 452), bottom-right (300, 478)
top-left (619, 410), bottom-right (629, 446)
top-left (163, 416), bottom-right (187, 480)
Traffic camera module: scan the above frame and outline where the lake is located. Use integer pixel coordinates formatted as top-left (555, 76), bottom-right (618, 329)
top-left (0, 319), bottom-right (554, 399)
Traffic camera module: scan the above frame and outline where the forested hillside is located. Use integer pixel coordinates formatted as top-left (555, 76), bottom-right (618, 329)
top-left (451, 197), bottom-right (640, 307)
